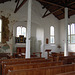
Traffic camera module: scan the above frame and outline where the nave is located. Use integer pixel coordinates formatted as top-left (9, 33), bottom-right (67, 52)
top-left (0, 51), bottom-right (75, 75)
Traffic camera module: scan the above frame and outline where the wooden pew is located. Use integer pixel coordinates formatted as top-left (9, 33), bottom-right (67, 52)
top-left (0, 58), bottom-right (45, 74)
top-left (0, 57), bottom-right (45, 71)
top-left (56, 71), bottom-right (75, 75)
top-left (4, 61), bottom-right (63, 75)
top-left (1, 59), bottom-right (51, 75)
top-left (32, 52), bottom-right (42, 58)
top-left (0, 53), bottom-right (10, 59)
top-left (60, 52), bottom-right (75, 56)
top-left (8, 63), bottom-right (75, 75)
top-left (0, 57), bottom-right (45, 63)
top-left (59, 56), bottom-right (75, 64)
top-left (51, 54), bottom-right (75, 64)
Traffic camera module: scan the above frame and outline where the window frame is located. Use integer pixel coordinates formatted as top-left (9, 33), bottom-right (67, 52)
top-left (16, 26), bottom-right (26, 38)
top-left (68, 23), bottom-right (75, 44)
top-left (50, 26), bottom-right (55, 44)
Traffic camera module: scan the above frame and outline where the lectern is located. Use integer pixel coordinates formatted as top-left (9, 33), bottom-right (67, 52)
top-left (45, 49), bottom-right (51, 59)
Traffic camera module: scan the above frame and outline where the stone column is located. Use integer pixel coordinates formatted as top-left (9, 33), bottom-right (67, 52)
top-left (26, 0), bottom-right (32, 58)
top-left (64, 7), bottom-right (68, 56)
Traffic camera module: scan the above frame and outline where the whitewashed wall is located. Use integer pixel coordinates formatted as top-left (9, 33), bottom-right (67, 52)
top-left (0, 0), bottom-right (74, 58)
top-left (60, 15), bottom-right (75, 52)
top-left (0, 0), bottom-right (60, 58)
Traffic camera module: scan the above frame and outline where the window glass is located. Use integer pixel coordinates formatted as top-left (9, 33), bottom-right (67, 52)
top-left (50, 26), bottom-right (55, 43)
top-left (68, 25), bottom-right (70, 35)
top-left (22, 27), bottom-right (26, 37)
top-left (71, 35), bottom-right (75, 43)
top-left (50, 36), bottom-right (54, 43)
top-left (71, 23), bottom-right (75, 34)
top-left (17, 26), bottom-right (26, 37)
top-left (68, 23), bottom-right (75, 44)
top-left (17, 27), bottom-right (21, 37)
top-left (68, 35), bottom-right (70, 43)
top-left (50, 26), bottom-right (54, 35)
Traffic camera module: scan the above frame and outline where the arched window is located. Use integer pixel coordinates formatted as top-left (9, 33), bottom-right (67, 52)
top-left (0, 19), bottom-right (2, 42)
top-left (16, 26), bottom-right (26, 37)
top-left (50, 26), bottom-right (55, 43)
top-left (68, 23), bottom-right (75, 43)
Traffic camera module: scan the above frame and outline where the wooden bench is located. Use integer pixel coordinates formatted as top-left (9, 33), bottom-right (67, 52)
top-left (59, 56), bottom-right (75, 64)
top-left (32, 52), bottom-right (42, 58)
top-left (69, 52), bottom-right (75, 56)
top-left (0, 58), bottom-right (45, 75)
top-left (0, 53), bottom-right (10, 59)
top-left (51, 55), bottom-right (75, 64)
top-left (1, 59), bottom-right (51, 75)
top-left (56, 71), bottom-right (75, 75)
top-left (0, 57), bottom-right (45, 63)
top-left (4, 61), bottom-right (63, 75)
top-left (8, 63), bottom-right (75, 75)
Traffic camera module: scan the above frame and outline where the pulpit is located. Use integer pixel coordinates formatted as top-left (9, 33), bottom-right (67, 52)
top-left (45, 49), bottom-right (51, 59)
top-left (17, 47), bottom-right (26, 54)
top-left (14, 47), bottom-right (26, 58)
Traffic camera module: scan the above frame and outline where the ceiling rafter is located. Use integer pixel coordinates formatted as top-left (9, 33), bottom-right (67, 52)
top-left (42, 7), bottom-right (63, 18)
top-left (39, 0), bottom-right (75, 18)
top-left (14, 0), bottom-right (27, 13)
top-left (15, 0), bottom-right (18, 3)
top-left (37, 0), bottom-right (75, 11)
top-left (42, 4), bottom-right (50, 9)
top-left (42, 9), bottom-right (48, 17)
top-left (56, 12), bottom-right (64, 17)
top-left (15, 0), bottom-right (20, 11)
top-left (0, 0), bottom-right (11, 3)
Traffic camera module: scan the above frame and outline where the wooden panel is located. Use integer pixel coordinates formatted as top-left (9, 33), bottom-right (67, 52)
top-left (7, 64), bottom-right (75, 75)
top-left (4, 61), bottom-right (63, 75)
top-left (56, 71), bottom-right (75, 75)
top-left (16, 47), bottom-right (26, 53)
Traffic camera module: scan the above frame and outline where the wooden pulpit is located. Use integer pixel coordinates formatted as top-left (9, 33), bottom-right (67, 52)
top-left (45, 49), bottom-right (51, 59)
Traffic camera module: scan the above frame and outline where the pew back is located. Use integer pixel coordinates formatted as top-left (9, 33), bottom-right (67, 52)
top-left (1, 59), bottom-right (51, 75)
top-left (4, 61), bottom-right (63, 75)
top-left (56, 71), bottom-right (75, 75)
top-left (8, 64), bottom-right (75, 75)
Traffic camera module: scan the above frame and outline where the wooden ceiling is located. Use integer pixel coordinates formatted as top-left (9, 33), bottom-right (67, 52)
top-left (37, 0), bottom-right (75, 20)
top-left (0, 0), bottom-right (11, 3)
top-left (0, 0), bottom-right (75, 20)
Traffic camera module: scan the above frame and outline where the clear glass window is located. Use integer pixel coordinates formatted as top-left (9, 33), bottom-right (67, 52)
top-left (17, 26), bottom-right (26, 37)
top-left (50, 26), bottom-right (55, 43)
top-left (68, 23), bottom-right (75, 44)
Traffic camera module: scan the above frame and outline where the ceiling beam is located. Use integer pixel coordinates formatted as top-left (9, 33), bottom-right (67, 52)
top-left (15, 0), bottom-right (20, 11)
top-left (41, 0), bottom-right (75, 18)
top-left (68, 1), bottom-right (75, 6)
top-left (15, 0), bottom-right (18, 3)
top-left (37, 0), bottom-right (63, 7)
top-left (56, 12), bottom-right (64, 17)
top-left (14, 0), bottom-right (27, 13)
top-left (42, 10), bottom-right (48, 17)
top-left (42, 7), bottom-right (63, 18)
top-left (37, 0), bottom-right (75, 11)
top-left (42, 5), bottom-right (49, 9)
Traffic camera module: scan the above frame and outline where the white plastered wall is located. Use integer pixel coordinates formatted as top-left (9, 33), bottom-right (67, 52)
top-left (1, 0), bottom-right (75, 58)
top-left (60, 15), bottom-right (75, 52)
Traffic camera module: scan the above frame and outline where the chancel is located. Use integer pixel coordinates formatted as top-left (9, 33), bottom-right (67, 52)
top-left (0, 0), bottom-right (75, 75)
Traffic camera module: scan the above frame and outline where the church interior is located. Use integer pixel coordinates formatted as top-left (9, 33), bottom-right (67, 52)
top-left (0, 0), bottom-right (75, 75)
